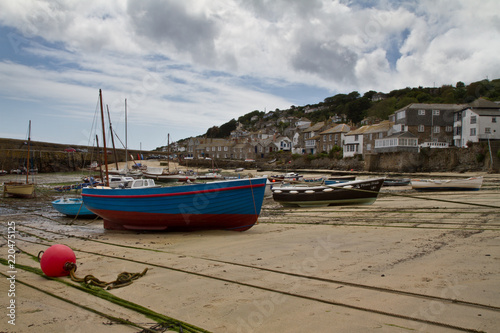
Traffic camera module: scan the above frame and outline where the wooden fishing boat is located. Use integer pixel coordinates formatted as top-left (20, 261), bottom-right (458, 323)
top-left (411, 176), bottom-right (483, 191)
top-left (52, 197), bottom-right (97, 217)
top-left (81, 177), bottom-right (267, 231)
top-left (3, 182), bottom-right (35, 198)
top-left (383, 178), bottom-right (411, 186)
top-left (272, 178), bottom-right (385, 207)
top-left (3, 121), bottom-right (35, 198)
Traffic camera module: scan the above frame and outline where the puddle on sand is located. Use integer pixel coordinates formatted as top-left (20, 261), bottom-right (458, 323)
top-left (0, 193), bottom-right (64, 216)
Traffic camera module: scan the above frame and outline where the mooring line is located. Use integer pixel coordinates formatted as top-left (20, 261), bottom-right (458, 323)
top-left (5, 241), bottom-right (487, 333)
top-left (8, 225), bottom-right (500, 313)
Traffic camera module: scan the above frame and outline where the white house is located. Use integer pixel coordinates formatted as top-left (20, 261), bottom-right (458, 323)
top-left (453, 98), bottom-right (500, 147)
top-left (343, 126), bottom-right (368, 158)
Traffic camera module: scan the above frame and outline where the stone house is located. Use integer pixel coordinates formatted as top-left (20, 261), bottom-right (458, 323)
top-left (390, 103), bottom-right (466, 147)
top-left (317, 124), bottom-right (351, 153)
top-left (231, 142), bottom-right (255, 160)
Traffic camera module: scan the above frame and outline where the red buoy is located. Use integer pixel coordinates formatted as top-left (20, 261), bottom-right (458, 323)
top-left (39, 244), bottom-right (76, 277)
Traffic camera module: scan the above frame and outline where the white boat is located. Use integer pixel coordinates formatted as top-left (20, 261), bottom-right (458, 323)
top-left (103, 176), bottom-right (160, 189)
top-left (196, 172), bottom-right (223, 181)
top-left (411, 176), bottom-right (483, 191)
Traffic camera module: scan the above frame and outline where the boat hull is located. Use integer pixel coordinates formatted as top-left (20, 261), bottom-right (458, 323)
top-left (411, 176), bottom-right (483, 191)
top-left (273, 178), bottom-right (385, 207)
top-left (81, 177), bottom-right (267, 231)
top-left (3, 182), bottom-right (35, 198)
top-left (52, 198), bottom-right (97, 217)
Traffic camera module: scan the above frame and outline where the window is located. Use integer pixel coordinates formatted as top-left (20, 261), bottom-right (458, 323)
top-left (418, 109), bottom-right (425, 116)
top-left (354, 135), bottom-right (359, 141)
top-left (471, 116), bottom-right (477, 124)
top-left (434, 126), bottom-right (440, 133)
top-left (470, 128), bottom-right (476, 136)
top-left (367, 144), bottom-right (371, 151)
top-left (446, 126), bottom-right (453, 132)
top-left (432, 110), bottom-right (440, 116)
top-left (418, 125), bottom-right (425, 132)
top-left (493, 117), bottom-right (497, 123)
top-left (485, 128), bottom-right (491, 134)
top-left (396, 110), bottom-right (406, 120)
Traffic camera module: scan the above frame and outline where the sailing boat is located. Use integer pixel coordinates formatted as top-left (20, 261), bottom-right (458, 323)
top-left (106, 99), bottom-right (142, 178)
top-left (143, 133), bottom-right (196, 182)
top-left (3, 121), bottom-right (36, 198)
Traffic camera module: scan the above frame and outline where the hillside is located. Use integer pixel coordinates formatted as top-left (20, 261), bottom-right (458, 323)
top-left (180, 78), bottom-right (500, 144)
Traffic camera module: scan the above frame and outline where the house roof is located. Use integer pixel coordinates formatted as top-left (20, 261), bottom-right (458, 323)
top-left (468, 98), bottom-right (499, 109)
top-left (345, 121), bottom-right (393, 136)
top-left (319, 123), bottom-right (351, 134)
top-left (396, 103), bottom-right (467, 113)
top-left (303, 122), bottom-right (324, 132)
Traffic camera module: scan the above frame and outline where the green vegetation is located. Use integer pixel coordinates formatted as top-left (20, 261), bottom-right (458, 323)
top-left (182, 78), bottom-right (500, 141)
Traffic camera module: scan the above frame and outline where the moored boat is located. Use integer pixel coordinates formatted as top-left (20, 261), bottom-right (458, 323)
top-left (81, 177), bottom-right (267, 231)
top-left (52, 197), bottom-right (97, 217)
top-left (324, 175), bottom-right (356, 185)
top-left (3, 182), bottom-right (35, 198)
top-left (272, 178), bottom-right (385, 207)
top-left (411, 176), bottom-right (483, 191)
top-left (196, 172), bottom-right (223, 181)
top-left (383, 178), bottom-right (411, 186)
top-left (3, 121), bottom-right (35, 198)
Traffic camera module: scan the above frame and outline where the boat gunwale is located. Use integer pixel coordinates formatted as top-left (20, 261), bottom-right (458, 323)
top-left (82, 179), bottom-right (266, 199)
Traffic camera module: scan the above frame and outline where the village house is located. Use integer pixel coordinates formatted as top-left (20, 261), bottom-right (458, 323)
top-left (317, 123), bottom-right (351, 153)
top-left (295, 117), bottom-right (312, 129)
top-left (343, 121), bottom-right (394, 158)
top-left (302, 122), bottom-right (325, 154)
top-left (231, 142), bottom-right (255, 160)
top-left (453, 98), bottom-right (500, 147)
top-left (390, 103), bottom-right (466, 148)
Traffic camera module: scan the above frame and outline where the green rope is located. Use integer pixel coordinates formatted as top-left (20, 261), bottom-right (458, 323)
top-left (64, 262), bottom-right (148, 290)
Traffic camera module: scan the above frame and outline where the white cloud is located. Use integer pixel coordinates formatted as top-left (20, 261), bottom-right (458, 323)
top-left (0, 0), bottom-right (500, 149)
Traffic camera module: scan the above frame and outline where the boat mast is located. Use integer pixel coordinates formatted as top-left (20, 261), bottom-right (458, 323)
top-left (26, 120), bottom-right (31, 184)
top-left (96, 135), bottom-right (103, 182)
top-left (99, 89), bottom-right (109, 186)
top-left (107, 105), bottom-right (119, 171)
top-left (125, 99), bottom-right (128, 171)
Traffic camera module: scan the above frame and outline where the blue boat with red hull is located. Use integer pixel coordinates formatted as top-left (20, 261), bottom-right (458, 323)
top-left (81, 177), bottom-right (267, 231)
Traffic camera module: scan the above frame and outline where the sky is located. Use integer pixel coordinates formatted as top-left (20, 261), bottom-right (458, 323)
top-left (0, 0), bottom-right (499, 151)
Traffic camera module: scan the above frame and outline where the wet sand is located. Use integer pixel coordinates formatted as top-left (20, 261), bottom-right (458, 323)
top-left (0, 167), bottom-right (499, 332)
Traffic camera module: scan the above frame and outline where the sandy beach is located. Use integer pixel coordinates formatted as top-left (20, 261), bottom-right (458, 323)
top-left (1, 166), bottom-right (499, 332)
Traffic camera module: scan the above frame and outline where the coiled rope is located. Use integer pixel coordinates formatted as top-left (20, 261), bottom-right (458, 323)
top-left (63, 262), bottom-right (148, 290)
